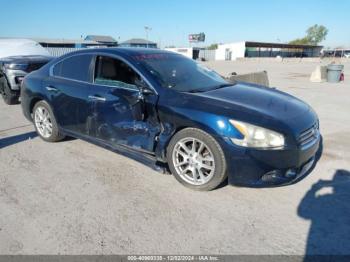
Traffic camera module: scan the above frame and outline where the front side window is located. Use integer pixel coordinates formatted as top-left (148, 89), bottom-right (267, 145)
top-left (133, 53), bottom-right (231, 92)
top-left (52, 54), bottom-right (93, 82)
top-left (94, 56), bottom-right (141, 90)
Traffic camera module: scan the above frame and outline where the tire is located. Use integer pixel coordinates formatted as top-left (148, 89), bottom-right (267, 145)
top-left (0, 77), bottom-right (19, 105)
top-left (33, 100), bottom-right (65, 142)
top-left (167, 128), bottom-right (227, 191)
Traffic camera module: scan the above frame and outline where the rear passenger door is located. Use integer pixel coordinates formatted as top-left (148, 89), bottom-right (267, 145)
top-left (88, 55), bottom-right (160, 153)
top-left (45, 54), bottom-right (94, 135)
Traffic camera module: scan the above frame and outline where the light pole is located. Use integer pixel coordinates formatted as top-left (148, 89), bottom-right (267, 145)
top-left (144, 26), bottom-right (152, 48)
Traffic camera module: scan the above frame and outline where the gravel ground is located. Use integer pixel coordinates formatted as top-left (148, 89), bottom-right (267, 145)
top-left (0, 59), bottom-right (349, 255)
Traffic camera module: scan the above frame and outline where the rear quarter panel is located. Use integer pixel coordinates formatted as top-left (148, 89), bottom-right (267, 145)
top-left (21, 69), bottom-right (48, 121)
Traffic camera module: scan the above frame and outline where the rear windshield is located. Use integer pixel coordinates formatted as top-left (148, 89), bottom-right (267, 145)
top-left (133, 53), bottom-right (229, 92)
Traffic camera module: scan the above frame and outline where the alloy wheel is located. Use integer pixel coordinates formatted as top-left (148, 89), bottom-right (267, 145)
top-left (172, 137), bottom-right (216, 185)
top-left (34, 106), bottom-right (53, 138)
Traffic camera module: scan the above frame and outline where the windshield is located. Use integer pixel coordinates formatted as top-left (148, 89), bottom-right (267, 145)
top-left (133, 53), bottom-right (232, 92)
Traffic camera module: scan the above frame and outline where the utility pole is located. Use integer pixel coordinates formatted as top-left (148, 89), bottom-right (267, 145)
top-left (144, 26), bottom-right (152, 48)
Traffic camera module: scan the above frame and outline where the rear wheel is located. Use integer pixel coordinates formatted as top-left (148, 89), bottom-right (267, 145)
top-left (167, 128), bottom-right (227, 191)
top-left (0, 77), bottom-right (19, 105)
top-left (33, 100), bottom-right (65, 142)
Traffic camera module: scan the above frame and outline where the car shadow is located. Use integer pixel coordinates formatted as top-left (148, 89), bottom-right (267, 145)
top-left (0, 131), bottom-right (37, 149)
top-left (61, 136), bottom-right (76, 142)
top-left (298, 169), bottom-right (350, 259)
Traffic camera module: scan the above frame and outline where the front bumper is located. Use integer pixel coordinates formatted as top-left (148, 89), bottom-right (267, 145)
top-left (4, 69), bottom-right (26, 91)
top-left (220, 135), bottom-right (321, 187)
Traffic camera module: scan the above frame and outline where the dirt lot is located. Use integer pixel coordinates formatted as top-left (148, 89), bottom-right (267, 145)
top-left (0, 59), bottom-right (349, 255)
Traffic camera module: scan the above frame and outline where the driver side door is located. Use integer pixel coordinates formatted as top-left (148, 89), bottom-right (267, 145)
top-left (88, 55), bottom-right (160, 153)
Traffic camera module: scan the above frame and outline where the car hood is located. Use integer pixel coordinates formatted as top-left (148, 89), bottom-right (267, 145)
top-left (181, 82), bottom-right (318, 137)
top-left (195, 82), bottom-right (310, 120)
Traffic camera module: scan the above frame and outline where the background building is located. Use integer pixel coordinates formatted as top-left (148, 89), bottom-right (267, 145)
top-left (84, 35), bottom-right (118, 46)
top-left (322, 48), bottom-right (350, 57)
top-left (119, 38), bottom-right (157, 48)
top-left (31, 38), bottom-right (102, 48)
top-left (30, 36), bottom-right (117, 57)
top-left (164, 47), bottom-right (203, 59)
top-left (216, 41), bottom-right (323, 61)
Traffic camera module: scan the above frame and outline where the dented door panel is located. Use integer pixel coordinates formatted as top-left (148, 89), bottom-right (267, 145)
top-left (89, 85), bottom-right (160, 153)
top-left (44, 77), bottom-right (93, 135)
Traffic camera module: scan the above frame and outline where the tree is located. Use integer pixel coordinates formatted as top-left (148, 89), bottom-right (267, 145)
top-left (289, 24), bottom-right (328, 45)
top-left (306, 24), bottom-right (328, 45)
top-left (289, 37), bottom-right (311, 45)
top-left (207, 43), bottom-right (218, 50)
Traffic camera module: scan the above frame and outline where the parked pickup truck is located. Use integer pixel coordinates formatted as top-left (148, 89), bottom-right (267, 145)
top-left (0, 39), bottom-right (52, 105)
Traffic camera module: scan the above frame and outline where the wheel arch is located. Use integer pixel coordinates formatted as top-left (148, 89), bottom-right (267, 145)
top-left (155, 118), bottom-right (224, 162)
top-left (28, 96), bottom-right (54, 119)
top-left (30, 97), bottom-right (43, 114)
top-left (31, 98), bottom-right (66, 142)
top-left (165, 125), bottom-right (228, 191)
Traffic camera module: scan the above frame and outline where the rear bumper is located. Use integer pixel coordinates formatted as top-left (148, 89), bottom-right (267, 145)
top-left (219, 135), bottom-right (321, 187)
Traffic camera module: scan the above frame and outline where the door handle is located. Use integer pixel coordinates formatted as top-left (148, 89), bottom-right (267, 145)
top-left (46, 86), bottom-right (59, 92)
top-left (88, 95), bottom-right (106, 102)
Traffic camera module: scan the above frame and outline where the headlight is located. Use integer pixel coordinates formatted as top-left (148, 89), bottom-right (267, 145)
top-left (229, 120), bottom-right (285, 148)
top-left (4, 63), bottom-right (28, 70)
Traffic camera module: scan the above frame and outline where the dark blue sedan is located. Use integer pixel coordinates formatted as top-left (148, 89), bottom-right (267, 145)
top-left (21, 48), bottom-right (320, 190)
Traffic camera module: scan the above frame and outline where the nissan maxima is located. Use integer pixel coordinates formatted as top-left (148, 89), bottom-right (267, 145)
top-left (21, 48), bottom-right (320, 191)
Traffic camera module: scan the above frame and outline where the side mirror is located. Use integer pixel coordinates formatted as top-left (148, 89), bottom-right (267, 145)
top-left (141, 88), bottom-right (154, 95)
top-left (135, 78), bottom-right (154, 95)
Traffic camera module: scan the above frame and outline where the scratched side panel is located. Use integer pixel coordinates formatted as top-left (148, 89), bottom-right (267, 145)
top-left (89, 86), bottom-right (161, 153)
top-left (154, 89), bottom-right (238, 162)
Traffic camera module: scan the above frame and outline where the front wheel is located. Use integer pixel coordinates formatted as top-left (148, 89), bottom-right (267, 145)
top-left (33, 100), bottom-right (65, 142)
top-left (0, 77), bottom-right (19, 105)
top-left (167, 128), bottom-right (227, 191)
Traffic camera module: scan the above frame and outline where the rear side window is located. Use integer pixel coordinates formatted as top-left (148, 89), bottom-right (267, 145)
top-left (52, 54), bottom-right (93, 82)
top-left (94, 56), bottom-right (141, 90)
top-left (52, 61), bottom-right (62, 76)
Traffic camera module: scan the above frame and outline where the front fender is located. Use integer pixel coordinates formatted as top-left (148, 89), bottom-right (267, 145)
top-left (154, 106), bottom-right (241, 161)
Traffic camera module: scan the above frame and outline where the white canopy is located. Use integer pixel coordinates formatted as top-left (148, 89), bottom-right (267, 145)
top-left (0, 38), bottom-right (50, 58)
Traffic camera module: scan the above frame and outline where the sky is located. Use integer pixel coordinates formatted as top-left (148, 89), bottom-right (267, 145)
top-left (1, 0), bottom-right (349, 48)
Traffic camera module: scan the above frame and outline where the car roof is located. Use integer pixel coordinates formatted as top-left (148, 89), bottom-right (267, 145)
top-left (67, 47), bottom-right (177, 57)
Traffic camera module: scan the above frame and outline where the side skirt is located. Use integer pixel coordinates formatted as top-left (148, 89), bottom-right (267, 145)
top-left (60, 129), bottom-right (170, 175)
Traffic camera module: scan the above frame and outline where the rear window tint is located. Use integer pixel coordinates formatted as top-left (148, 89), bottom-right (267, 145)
top-left (53, 54), bottom-right (93, 82)
top-left (52, 61), bottom-right (62, 76)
